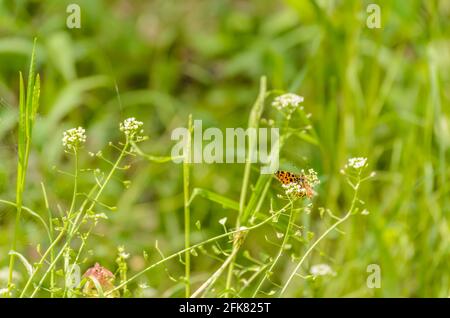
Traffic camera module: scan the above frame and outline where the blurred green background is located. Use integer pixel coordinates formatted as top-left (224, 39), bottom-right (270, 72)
top-left (0, 0), bottom-right (449, 297)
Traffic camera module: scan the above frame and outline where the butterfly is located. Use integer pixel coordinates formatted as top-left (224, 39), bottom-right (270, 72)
top-left (275, 170), bottom-right (314, 198)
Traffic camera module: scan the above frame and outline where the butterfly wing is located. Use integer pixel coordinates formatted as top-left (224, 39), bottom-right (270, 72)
top-left (275, 171), bottom-right (313, 198)
top-left (275, 170), bottom-right (301, 184)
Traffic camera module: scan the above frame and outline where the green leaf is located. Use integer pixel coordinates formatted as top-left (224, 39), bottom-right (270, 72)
top-left (295, 131), bottom-right (319, 146)
top-left (241, 174), bottom-right (272, 223)
top-left (189, 188), bottom-right (239, 211)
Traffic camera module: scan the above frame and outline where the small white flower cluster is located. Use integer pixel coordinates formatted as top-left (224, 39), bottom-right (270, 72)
top-left (282, 182), bottom-right (307, 197)
top-left (281, 169), bottom-right (320, 198)
top-left (218, 217), bottom-right (227, 226)
top-left (120, 117), bottom-right (144, 138)
top-left (303, 168), bottom-right (320, 187)
top-left (272, 93), bottom-right (304, 113)
top-left (62, 127), bottom-right (87, 151)
top-left (310, 264), bottom-right (335, 277)
top-left (346, 157), bottom-right (368, 169)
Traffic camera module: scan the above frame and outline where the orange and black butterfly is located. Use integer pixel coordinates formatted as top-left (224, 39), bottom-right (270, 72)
top-left (275, 170), bottom-right (314, 198)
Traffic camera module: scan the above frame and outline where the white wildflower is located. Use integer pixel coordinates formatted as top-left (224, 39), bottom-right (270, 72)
top-left (62, 127), bottom-right (87, 151)
top-left (280, 168), bottom-right (320, 199)
top-left (119, 117), bottom-right (144, 140)
top-left (304, 168), bottom-right (320, 187)
top-left (346, 157), bottom-right (368, 169)
top-left (218, 217), bottom-right (227, 226)
top-left (282, 182), bottom-right (307, 197)
top-left (310, 264), bottom-right (335, 277)
top-left (272, 93), bottom-right (304, 113)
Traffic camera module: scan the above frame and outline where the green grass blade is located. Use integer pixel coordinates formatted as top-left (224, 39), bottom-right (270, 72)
top-left (8, 38), bottom-right (39, 292)
top-left (189, 188), bottom-right (240, 211)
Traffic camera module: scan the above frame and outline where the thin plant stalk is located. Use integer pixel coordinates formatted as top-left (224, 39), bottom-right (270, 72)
top-left (20, 142), bottom-right (129, 297)
top-left (225, 76), bottom-right (266, 295)
top-left (190, 245), bottom-right (240, 298)
top-left (19, 224), bottom-right (68, 297)
top-left (253, 200), bottom-right (295, 297)
top-left (106, 206), bottom-right (286, 297)
top-left (68, 149), bottom-right (79, 217)
top-left (0, 199), bottom-right (51, 241)
top-left (40, 182), bottom-right (55, 298)
top-left (8, 39), bottom-right (40, 292)
top-left (183, 115), bottom-right (193, 297)
top-left (62, 148), bottom-right (79, 297)
top-left (279, 172), bottom-right (363, 296)
top-left (279, 211), bottom-right (352, 296)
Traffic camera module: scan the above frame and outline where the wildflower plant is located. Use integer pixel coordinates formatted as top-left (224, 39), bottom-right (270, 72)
top-left (121, 82), bottom-right (373, 298)
top-left (280, 169), bottom-right (320, 199)
top-left (119, 117), bottom-right (146, 143)
top-left (3, 62), bottom-right (373, 298)
top-left (0, 0), bottom-right (447, 300)
top-left (272, 93), bottom-right (304, 115)
top-left (345, 157), bottom-right (368, 170)
top-left (62, 127), bottom-right (87, 152)
top-left (3, 82), bottom-right (151, 297)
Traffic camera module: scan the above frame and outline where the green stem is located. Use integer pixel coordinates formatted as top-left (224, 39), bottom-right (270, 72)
top-left (106, 207), bottom-right (284, 297)
top-left (30, 241), bottom-right (69, 298)
top-left (68, 149), bottom-right (78, 217)
top-left (8, 40), bottom-right (38, 293)
top-left (190, 243), bottom-right (240, 298)
top-left (8, 138), bottom-right (30, 290)
top-left (19, 225), bottom-right (68, 297)
top-left (0, 200), bottom-right (51, 242)
top-left (253, 200), bottom-right (295, 296)
top-left (279, 179), bottom-right (361, 296)
top-left (40, 183), bottom-right (55, 298)
top-left (225, 76), bottom-right (267, 296)
top-left (183, 115), bottom-right (193, 297)
top-left (61, 149), bottom-right (79, 297)
top-left (63, 222), bottom-right (94, 298)
top-left (21, 142), bottom-right (128, 297)
top-left (193, 202), bottom-right (292, 298)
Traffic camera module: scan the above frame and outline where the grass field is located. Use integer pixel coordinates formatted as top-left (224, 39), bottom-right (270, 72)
top-left (0, 0), bottom-right (449, 298)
